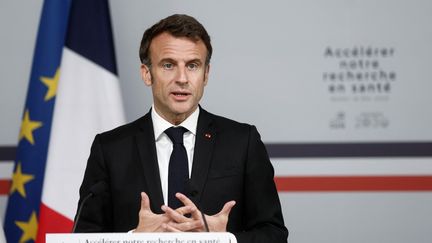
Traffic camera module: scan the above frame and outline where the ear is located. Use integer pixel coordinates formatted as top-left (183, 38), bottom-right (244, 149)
top-left (203, 64), bottom-right (210, 86)
top-left (141, 64), bottom-right (152, 86)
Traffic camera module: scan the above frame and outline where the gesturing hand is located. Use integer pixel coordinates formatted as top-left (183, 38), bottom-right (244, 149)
top-left (162, 193), bottom-right (236, 232)
top-left (134, 192), bottom-right (203, 232)
top-left (134, 192), bottom-right (169, 232)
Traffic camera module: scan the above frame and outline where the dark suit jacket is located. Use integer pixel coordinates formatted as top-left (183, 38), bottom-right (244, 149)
top-left (75, 108), bottom-right (288, 242)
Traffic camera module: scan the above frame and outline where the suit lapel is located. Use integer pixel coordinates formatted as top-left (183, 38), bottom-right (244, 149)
top-left (135, 112), bottom-right (164, 212)
top-left (190, 108), bottom-right (216, 204)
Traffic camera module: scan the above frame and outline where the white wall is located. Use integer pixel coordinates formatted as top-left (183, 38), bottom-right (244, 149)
top-left (1, 1), bottom-right (432, 242)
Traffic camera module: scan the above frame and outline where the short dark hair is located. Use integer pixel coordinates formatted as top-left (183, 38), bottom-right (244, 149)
top-left (139, 14), bottom-right (212, 66)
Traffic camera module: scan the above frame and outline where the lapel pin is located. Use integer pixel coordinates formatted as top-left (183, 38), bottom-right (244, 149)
top-left (204, 133), bottom-right (212, 139)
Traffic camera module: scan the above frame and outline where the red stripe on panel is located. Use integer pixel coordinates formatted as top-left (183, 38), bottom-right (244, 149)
top-left (275, 176), bottom-right (432, 191)
top-left (0, 179), bottom-right (10, 194)
top-left (2, 176), bottom-right (432, 196)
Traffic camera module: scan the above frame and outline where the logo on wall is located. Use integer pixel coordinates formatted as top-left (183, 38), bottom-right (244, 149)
top-left (355, 112), bottom-right (389, 129)
top-left (322, 46), bottom-right (396, 101)
top-left (329, 111), bottom-right (346, 129)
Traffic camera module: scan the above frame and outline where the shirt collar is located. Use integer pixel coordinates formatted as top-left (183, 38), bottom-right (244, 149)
top-left (151, 105), bottom-right (200, 141)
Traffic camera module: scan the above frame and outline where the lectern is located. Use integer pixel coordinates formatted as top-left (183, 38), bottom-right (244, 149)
top-left (46, 232), bottom-right (237, 243)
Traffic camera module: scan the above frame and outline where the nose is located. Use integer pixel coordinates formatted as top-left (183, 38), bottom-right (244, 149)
top-left (175, 65), bottom-right (188, 84)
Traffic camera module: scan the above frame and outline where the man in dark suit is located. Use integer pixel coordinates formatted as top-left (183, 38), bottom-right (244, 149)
top-left (74, 14), bottom-right (288, 242)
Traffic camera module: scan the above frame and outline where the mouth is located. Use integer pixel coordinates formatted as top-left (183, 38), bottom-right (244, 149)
top-left (172, 92), bottom-right (190, 96)
top-left (171, 91), bottom-right (191, 100)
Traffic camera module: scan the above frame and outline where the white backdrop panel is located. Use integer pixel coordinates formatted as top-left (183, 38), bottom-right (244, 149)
top-left (1, 1), bottom-right (432, 243)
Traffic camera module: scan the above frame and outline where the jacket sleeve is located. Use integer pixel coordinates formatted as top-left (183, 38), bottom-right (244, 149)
top-left (73, 134), bottom-right (113, 232)
top-left (234, 125), bottom-right (289, 243)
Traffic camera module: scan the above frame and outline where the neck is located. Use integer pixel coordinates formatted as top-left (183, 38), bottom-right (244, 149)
top-left (153, 106), bottom-right (197, 125)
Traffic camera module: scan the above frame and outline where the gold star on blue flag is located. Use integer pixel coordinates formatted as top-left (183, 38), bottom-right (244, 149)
top-left (15, 211), bottom-right (38, 243)
top-left (10, 162), bottom-right (35, 198)
top-left (19, 110), bottom-right (43, 145)
top-left (40, 68), bottom-right (60, 101)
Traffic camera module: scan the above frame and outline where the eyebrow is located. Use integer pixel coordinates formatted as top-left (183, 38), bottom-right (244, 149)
top-left (158, 58), bottom-right (203, 65)
top-left (158, 58), bottom-right (177, 65)
top-left (187, 59), bottom-right (203, 65)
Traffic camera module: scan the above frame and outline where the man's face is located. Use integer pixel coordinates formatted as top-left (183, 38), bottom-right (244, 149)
top-left (141, 32), bottom-right (209, 124)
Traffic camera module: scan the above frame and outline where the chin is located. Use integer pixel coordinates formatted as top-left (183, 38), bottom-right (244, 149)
top-left (171, 104), bottom-right (196, 116)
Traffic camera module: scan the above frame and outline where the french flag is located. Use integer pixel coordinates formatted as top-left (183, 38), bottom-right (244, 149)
top-left (37, 0), bottom-right (125, 241)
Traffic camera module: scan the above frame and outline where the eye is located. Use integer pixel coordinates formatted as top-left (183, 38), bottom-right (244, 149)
top-left (162, 63), bottom-right (173, 70)
top-left (187, 63), bottom-right (199, 71)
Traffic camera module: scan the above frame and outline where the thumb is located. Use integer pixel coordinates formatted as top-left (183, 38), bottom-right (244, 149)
top-left (140, 192), bottom-right (151, 212)
top-left (218, 201), bottom-right (236, 216)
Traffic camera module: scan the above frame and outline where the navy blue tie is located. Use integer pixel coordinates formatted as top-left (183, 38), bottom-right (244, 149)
top-left (165, 126), bottom-right (189, 209)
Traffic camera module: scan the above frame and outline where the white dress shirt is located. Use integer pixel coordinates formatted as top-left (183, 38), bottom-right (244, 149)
top-left (151, 105), bottom-right (199, 205)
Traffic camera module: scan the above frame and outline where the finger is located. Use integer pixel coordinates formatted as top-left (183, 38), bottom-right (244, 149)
top-left (218, 200), bottom-right (236, 216)
top-left (164, 205), bottom-right (197, 216)
top-left (162, 205), bottom-right (193, 223)
top-left (140, 192), bottom-right (151, 212)
top-left (175, 193), bottom-right (196, 207)
top-left (176, 205), bottom-right (197, 215)
top-left (167, 219), bottom-right (203, 232)
top-left (163, 223), bottom-right (182, 232)
top-left (175, 193), bottom-right (201, 218)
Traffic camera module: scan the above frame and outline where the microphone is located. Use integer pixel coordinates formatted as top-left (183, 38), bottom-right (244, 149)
top-left (200, 205), bottom-right (210, 232)
top-left (72, 181), bottom-right (107, 232)
top-left (185, 180), bottom-right (209, 232)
